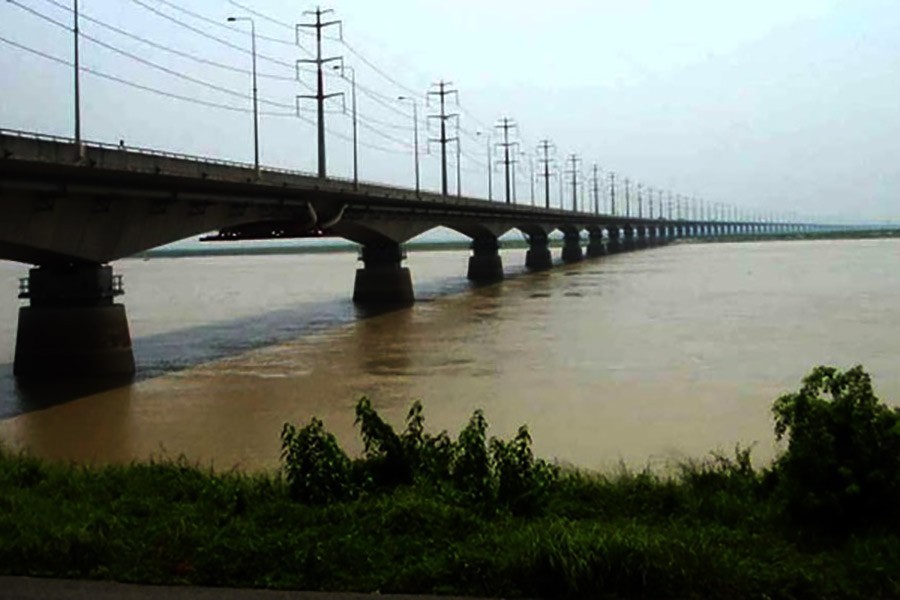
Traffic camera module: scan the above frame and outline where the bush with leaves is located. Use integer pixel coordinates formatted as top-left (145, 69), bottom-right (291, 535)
top-left (491, 425), bottom-right (558, 515)
top-left (354, 397), bottom-right (411, 488)
top-left (280, 418), bottom-right (352, 504)
top-left (772, 365), bottom-right (900, 535)
top-left (452, 409), bottom-right (494, 504)
top-left (280, 399), bottom-right (560, 513)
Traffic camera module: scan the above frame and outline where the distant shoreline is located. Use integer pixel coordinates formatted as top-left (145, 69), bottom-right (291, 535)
top-left (131, 228), bottom-right (900, 260)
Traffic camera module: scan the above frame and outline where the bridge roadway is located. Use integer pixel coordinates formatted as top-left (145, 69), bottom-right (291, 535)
top-left (0, 129), bottom-right (818, 378)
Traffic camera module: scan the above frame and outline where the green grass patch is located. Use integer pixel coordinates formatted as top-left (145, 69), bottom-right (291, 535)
top-left (1, 366), bottom-right (899, 598)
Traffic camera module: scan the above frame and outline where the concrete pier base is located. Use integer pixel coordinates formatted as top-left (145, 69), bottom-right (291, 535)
top-left (636, 228), bottom-right (649, 249)
top-left (623, 227), bottom-right (637, 251)
top-left (467, 237), bottom-right (504, 284)
top-left (607, 229), bottom-right (622, 254)
top-left (561, 233), bottom-right (584, 264)
top-left (525, 233), bottom-right (553, 271)
top-left (586, 232), bottom-right (607, 258)
top-left (15, 305), bottom-right (134, 377)
top-left (353, 243), bottom-right (414, 306)
top-left (13, 264), bottom-right (134, 378)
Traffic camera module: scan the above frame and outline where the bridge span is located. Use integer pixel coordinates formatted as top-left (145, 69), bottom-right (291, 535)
top-left (0, 130), bottom-right (820, 378)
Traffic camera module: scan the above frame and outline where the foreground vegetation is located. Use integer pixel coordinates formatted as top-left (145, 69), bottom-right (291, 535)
top-left (2, 366), bottom-right (899, 599)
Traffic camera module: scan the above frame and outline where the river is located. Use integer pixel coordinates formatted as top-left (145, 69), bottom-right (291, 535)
top-left (0, 239), bottom-right (898, 472)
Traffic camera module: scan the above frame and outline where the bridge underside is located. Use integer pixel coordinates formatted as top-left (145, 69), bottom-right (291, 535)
top-left (0, 137), bottom-right (813, 379)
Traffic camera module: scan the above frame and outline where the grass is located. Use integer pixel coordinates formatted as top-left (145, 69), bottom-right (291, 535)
top-left (1, 447), bottom-right (898, 599)
top-left (2, 366), bottom-right (900, 599)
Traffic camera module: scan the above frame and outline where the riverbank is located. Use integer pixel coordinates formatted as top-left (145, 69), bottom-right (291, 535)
top-left (2, 366), bottom-right (899, 599)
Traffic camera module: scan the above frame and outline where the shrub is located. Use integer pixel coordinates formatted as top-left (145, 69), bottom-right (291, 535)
top-left (280, 418), bottom-right (352, 504)
top-left (772, 365), bottom-right (900, 535)
top-left (491, 425), bottom-right (558, 515)
top-left (452, 410), bottom-right (494, 504)
top-left (355, 397), bottom-right (411, 488)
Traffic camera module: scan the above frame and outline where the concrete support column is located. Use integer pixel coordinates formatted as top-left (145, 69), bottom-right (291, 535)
top-left (607, 227), bottom-right (622, 253)
top-left (623, 226), bottom-right (636, 251)
top-left (14, 264), bottom-right (135, 378)
top-left (586, 230), bottom-right (607, 258)
top-left (636, 226), bottom-right (649, 249)
top-left (353, 242), bottom-right (414, 306)
top-left (561, 231), bottom-right (584, 264)
top-left (467, 236), bottom-right (504, 284)
top-left (525, 232), bottom-right (553, 271)
top-left (647, 226), bottom-right (658, 246)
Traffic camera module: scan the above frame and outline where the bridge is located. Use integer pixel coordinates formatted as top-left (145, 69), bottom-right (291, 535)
top-left (0, 129), bottom-right (826, 379)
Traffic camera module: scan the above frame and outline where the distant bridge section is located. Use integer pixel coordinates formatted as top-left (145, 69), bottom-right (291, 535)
top-left (0, 129), bottom-right (824, 378)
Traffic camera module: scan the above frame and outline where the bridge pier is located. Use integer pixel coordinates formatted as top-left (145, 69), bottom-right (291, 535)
top-left (14, 264), bottom-right (135, 378)
top-left (622, 226), bottom-right (636, 251)
top-left (586, 230), bottom-right (607, 258)
top-left (525, 232), bottom-right (553, 271)
top-left (636, 226), bottom-right (649, 249)
top-left (561, 231), bottom-right (584, 263)
top-left (353, 242), bottom-right (415, 306)
top-left (607, 227), bottom-right (622, 253)
top-left (467, 236), bottom-right (504, 284)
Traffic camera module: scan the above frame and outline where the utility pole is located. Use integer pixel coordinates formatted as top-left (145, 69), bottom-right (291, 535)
top-left (637, 183), bottom-right (643, 219)
top-left (592, 164), bottom-right (600, 214)
top-left (667, 191), bottom-right (673, 219)
top-left (609, 172), bottom-right (617, 216)
top-left (648, 186), bottom-right (654, 219)
top-left (455, 137), bottom-right (462, 197)
top-left (558, 165), bottom-right (564, 208)
top-left (478, 131), bottom-right (492, 201)
top-left (73, 0), bottom-right (83, 158)
top-left (536, 140), bottom-right (555, 209)
top-left (624, 178), bottom-right (631, 217)
top-left (296, 8), bottom-right (343, 179)
top-left (495, 118), bottom-right (518, 204)
top-left (527, 153), bottom-right (535, 205)
top-left (398, 96), bottom-right (420, 195)
top-left (566, 154), bottom-right (581, 212)
top-left (427, 81), bottom-right (459, 196)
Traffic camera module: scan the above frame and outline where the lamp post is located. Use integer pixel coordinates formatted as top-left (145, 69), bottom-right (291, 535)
top-left (73, 0), bottom-right (82, 158)
top-left (397, 96), bottom-right (420, 196)
top-left (227, 16), bottom-right (259, 175)
top-left (476, 130), bottom-right (492, 201)
top-left (455, 136), bottom-right (461, 198)
top-left (335, 64), bottom-right (358, 189)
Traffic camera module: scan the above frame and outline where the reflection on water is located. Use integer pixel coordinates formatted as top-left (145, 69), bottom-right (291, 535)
top-left (1, 241), bottom-right (899, 472)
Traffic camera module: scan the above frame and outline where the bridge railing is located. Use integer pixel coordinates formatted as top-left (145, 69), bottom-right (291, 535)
top-left (0, 127), bottom-right (323, 180)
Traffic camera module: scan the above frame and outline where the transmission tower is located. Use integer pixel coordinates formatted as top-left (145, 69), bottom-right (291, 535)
top-left (427, 81), bottom-right (459, 196)
top-left (536, 140), bottom-right (555, 209)
top-left (296, 8), bottom-right (343, 179)
top-left (565, 154), bottom-right (581, 212)
top-left (495, 118), bottom-right (519, 204)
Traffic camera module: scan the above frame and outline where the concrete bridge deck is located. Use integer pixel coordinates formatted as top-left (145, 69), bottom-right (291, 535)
top-left (0, 129), bottom-right (826, 379)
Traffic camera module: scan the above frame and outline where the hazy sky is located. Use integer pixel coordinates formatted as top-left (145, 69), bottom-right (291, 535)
top-left (1, 0), bottom-right (898, 223)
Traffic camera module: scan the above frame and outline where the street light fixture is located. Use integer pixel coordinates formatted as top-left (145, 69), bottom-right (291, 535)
top-left (227, 16), bottom-right (260, 176)
top-left (397, 96), bottom-right (420, 196)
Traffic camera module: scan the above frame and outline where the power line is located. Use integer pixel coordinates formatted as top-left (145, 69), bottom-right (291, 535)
top-left (38, 0), bottom-right (299, 83)
top-left (9, 2), bottom-right (297, 110)
top-left (197, 1), bottom-right (431, 107)
top-left (151, 0), bottom-right (310, 53)
top-left (128, 0), bottom-right (295, 70)
top-left (0, 33), bottom-right (410, 157)
top-left (227, 0), bottom-right (292, 31)
top-left (0, 34), bottom-right (295, 117)
top-left (13, 1), bottom-right (419, 157)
